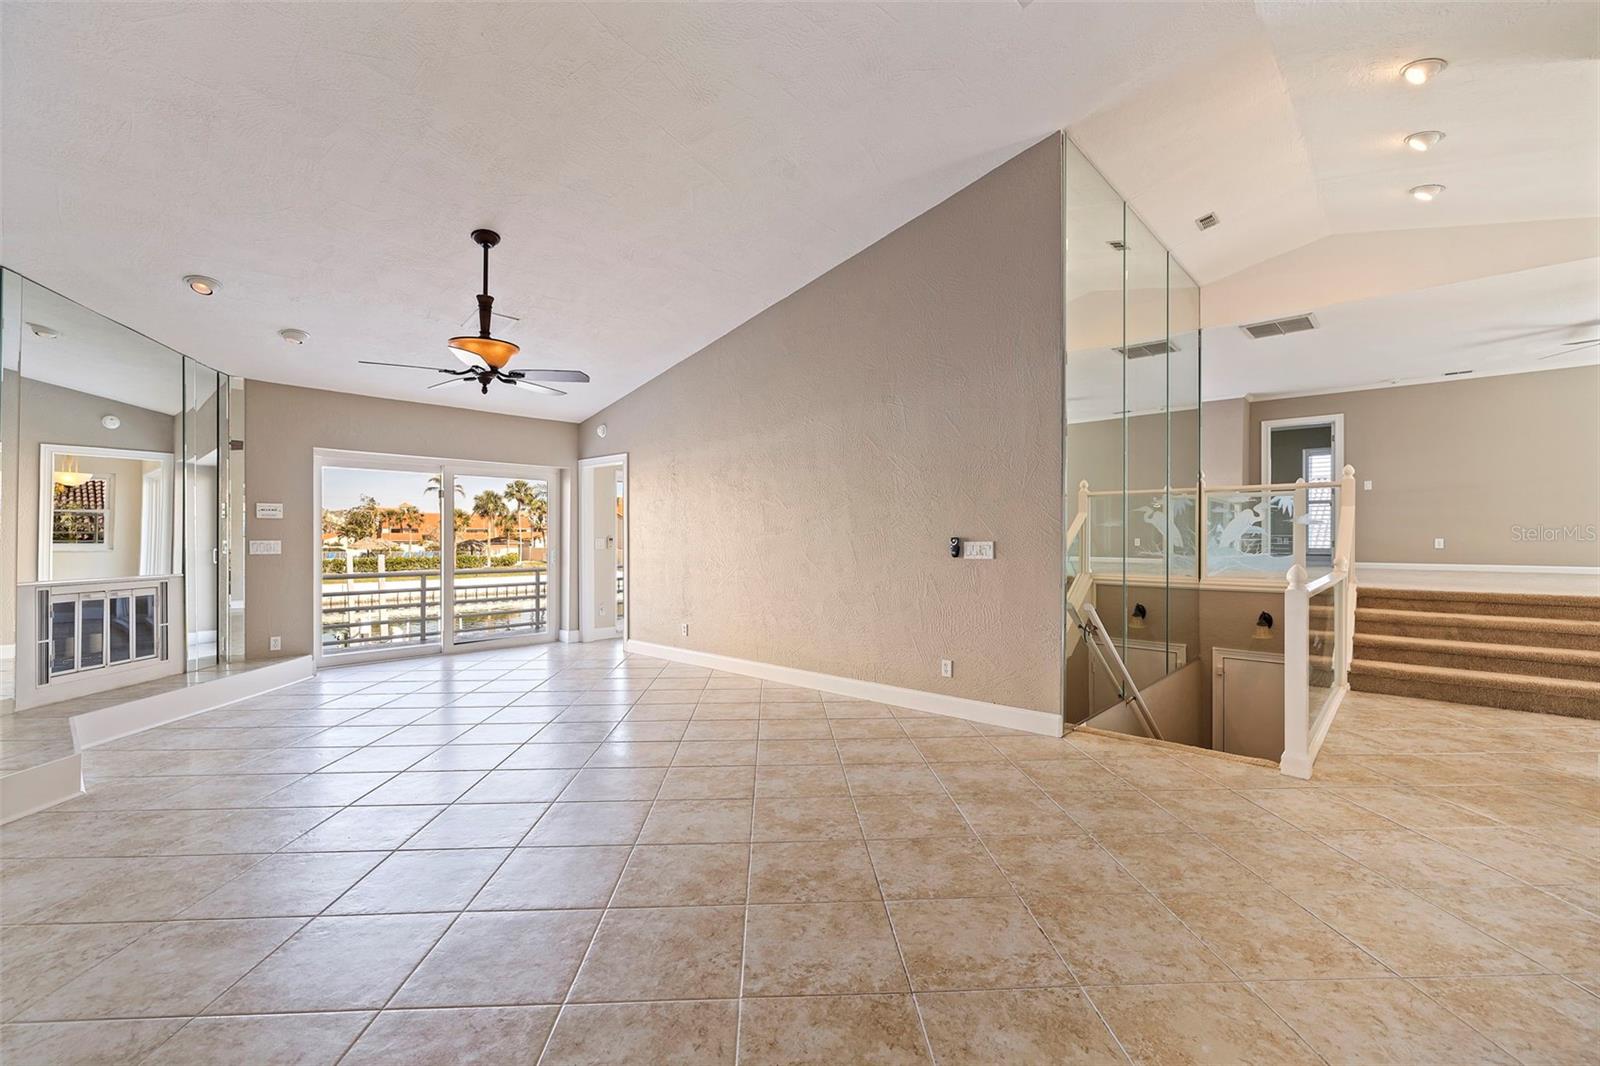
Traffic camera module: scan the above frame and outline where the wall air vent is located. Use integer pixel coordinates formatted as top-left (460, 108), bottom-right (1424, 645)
top-left (1106, 240), bottom-right (1126, 252)
top-left (1114, 340), bottom-right (1181, 360)
top-left (1195, 212), bottom-right (1219, 231)
top-left (1240, 313), bottom-right (1318, 340)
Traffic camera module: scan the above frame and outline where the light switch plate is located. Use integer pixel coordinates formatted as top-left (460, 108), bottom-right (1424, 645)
top-left (249, 540), bottom-right (282, 555)
top-left (1433, 538), bottom-right (1446, 550)
top-left (254, 502), bottom-right (284, 519)
top-left (962, 540), bottom-right (995, 560)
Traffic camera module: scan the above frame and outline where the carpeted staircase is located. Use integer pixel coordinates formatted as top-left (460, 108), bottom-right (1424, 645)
top-left (1347, 587), bottom-right (1600, 719)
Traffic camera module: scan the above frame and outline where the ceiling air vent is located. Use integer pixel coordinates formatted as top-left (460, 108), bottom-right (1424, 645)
top-left (1240, 313), bottom-right (1318, 340)
top-left (1195, 212), bottom-right (1219, 231)
top-left (1115, 339), bottom-right (1181, 360)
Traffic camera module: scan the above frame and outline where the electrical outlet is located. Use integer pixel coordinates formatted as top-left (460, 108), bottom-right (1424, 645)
top-left (269, 636), bottom-right (282, 652)
top-left (680, 622), bottom-right (689, 637)
top-left (940, 659), bottom-right (953, 678)
top-left (1433, 538), bottom-right (1446, 550)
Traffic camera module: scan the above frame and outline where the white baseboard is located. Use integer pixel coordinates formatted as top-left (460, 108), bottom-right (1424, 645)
top-left (71, 655), bottom-right (315, 750)
top-left (0, 754), bottom-right (83, 825)
top-left (558, 629), bottom-right (579, 643)
top-left (1359, 562), bottom-right (1600, 575)
top-left (626, 640), bottom-right (1062, 737)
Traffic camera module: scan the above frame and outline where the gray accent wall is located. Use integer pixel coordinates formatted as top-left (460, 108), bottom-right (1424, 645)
top-left (579, 135), bottom-right (1067, 714)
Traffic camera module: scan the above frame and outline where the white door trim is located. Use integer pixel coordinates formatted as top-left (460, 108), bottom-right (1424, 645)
top-left (1259, 414), bottom-right (1344, 484)
top-left (578, 453), bottom-right (628, 643)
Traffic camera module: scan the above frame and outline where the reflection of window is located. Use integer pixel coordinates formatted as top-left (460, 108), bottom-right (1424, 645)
top-left (53, 476), bottom-right (113, 548)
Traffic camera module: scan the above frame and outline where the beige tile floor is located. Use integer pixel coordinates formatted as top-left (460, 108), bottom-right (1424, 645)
top-left (1, 644), bottom-right (1596, 1064)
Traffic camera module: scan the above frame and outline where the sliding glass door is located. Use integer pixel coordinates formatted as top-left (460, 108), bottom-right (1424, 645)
top-left (316, 452), bottom-right (560, 660)
top-left (449, 473), bottom-right (552, 644)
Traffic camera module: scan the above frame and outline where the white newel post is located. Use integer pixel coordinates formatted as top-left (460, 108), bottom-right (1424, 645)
top-left (1077, 480), bottom-right (1091, 575)
top-left (1292, 477), bottom-right (1308, 570)
top-left (1281, 562), bottom-right (1312, 779)
top-left (1339, 464), bottom-right (1358, 676)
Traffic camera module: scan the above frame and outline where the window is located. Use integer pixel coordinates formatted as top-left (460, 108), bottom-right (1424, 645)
top-left (52, 475), bottom-right (113, 548)
top-left (1303, 448), bottom-right (1333, 553)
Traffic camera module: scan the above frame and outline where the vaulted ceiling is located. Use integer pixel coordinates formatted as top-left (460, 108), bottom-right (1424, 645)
top-left (3, 2), bottom-right (1595, 422)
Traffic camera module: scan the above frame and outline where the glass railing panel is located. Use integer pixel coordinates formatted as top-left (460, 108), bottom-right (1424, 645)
top-left (1087, 492), bottom-right (1124, 572)
top-left (1307, 581), bottom-right (1340, 733)
top-left (1205, 489), bottom-right (1299, 577)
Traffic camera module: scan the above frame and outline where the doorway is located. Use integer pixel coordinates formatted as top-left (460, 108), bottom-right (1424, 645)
top-left (578, 454), bottom-right (627, 642)
top-left (313, 449), bottom-right (562, 663)
top-left (1261, 414), bottom-right (1342, 567)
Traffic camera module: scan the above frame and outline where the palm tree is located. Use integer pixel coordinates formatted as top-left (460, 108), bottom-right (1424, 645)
top-left (393, 502), bottom-right (423, 536)
top-left (472, 490), bottom-right (508, 554)
top-left (503, 480), bottom-right (540, 560)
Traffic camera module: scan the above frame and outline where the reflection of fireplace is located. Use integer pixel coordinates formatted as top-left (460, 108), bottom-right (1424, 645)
top-left (39, 583), bottom-right (168, 680)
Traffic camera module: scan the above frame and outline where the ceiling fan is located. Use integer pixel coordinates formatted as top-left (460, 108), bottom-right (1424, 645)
top-left (360, 229), bottom-right (590, 396)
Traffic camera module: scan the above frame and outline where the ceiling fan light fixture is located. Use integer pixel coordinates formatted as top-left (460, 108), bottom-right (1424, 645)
top-left (446, 229), bottom-right (522, 370)
top-left (448, 333), bottom-right (521, 369)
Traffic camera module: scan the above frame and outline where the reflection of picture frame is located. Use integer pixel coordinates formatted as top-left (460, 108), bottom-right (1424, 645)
top-left (52, 473), bottom-right (115, 549)
top-left (37, 444), bottom-right (176, 580)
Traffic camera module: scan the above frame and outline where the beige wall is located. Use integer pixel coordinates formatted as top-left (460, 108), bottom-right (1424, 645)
top-left (1201, 397), bottom-right (1248, 486)
top-left (1250, 365), bottom-right (1600, 567)
top-left (579, 135), bottom-right (1066, 713)
top-left (243, 381), bottom-right (578, 659)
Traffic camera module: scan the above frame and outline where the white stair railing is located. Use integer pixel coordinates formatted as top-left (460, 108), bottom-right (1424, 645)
top-left (1281, 464), bottom-right (1357, 778)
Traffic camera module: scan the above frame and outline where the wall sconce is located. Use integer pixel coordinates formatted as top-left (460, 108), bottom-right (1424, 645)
top-left (1130, 603), bottom-right (1147, 631)
top-left (1254, 611), bottom-right (1274, 640)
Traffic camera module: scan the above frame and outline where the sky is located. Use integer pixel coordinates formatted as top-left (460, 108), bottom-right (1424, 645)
top-left (321, 467), bottom-right (547, 512)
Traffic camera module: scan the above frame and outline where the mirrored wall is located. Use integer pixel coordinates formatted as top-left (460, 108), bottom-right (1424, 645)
top-left (0, 268), bottom-right (244, 708)
top-left (1061, 138), bottom-right (1202, 729)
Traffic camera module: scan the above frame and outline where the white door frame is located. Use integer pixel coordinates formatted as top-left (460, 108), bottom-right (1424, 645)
top-left (1259, 414), bottom-right (1343, 484)
top-left (312, 447), bottom-right (564, 666)
top-left (577, 453), bottom-right (628, 642)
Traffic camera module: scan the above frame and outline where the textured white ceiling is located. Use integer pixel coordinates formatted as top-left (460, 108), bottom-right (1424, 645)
top-left (3, 3), bottom-right (1595, 423)
top-left (0, 1), bottom-right (1251, 422)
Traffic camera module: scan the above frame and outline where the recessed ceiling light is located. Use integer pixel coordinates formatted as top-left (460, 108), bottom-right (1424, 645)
top-left (26, 322), bottom-right (59, 339)
top-left (1401, 58), bottom-right (1447, 85)
top-left (183, 275), bottom-right (220, 296)
top-left (1404, 130), bottom-right (1445, 152)
top-left (1409, 184), bottom-right (1446, 202)
top-left (278, 328), bottom-right (310, 345)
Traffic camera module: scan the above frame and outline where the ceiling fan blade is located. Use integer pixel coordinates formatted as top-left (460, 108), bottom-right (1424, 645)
top-left (509, 380), bottom-right (566, 397)
top-left (1563, 338), bottom-right (1600, 345)
top-left (426, 376), bottom-right (471, 389)
top-left (509, 369), bottom-right (591, 383)
top-left (1540, 340), bottom-right (1600, 359)
top-left (358, 360), bottom-right (463, 373)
